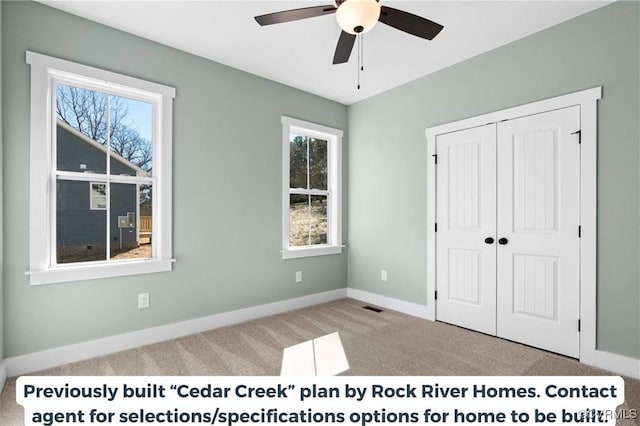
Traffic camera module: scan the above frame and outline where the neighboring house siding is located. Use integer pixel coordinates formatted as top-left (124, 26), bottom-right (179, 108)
top-left (56, 124), bottom-right (138, 176)
top-left (57, 124), bottom-right (106, 174)
top-left (111, 158), bottom-right (137, 176)
top-left (56, 179), bottom-right (106, 246)
top-left (56, 124), bottom-right (138, 256)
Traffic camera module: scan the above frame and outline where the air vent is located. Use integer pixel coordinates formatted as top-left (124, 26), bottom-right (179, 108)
top-left (362, 305), bottom-right (383, 313)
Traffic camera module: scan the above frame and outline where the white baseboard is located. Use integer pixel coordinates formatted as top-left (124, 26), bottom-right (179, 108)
top-left (0, 359), bottom-right (7, 394)
top-left (347, 288), bottom-right (434, 320)
top-left (6, 288), bottom-right (348, 377)
top-left (347, 288), bottom-right (639, 379)
top-left (6, 285), bottom-right (637, 380)
top-left (582, 348), bottom-right (640, 380)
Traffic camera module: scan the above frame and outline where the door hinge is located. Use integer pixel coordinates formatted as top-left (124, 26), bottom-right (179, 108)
top-left (571, 130), bottom-right (582, 144)
top-left (434, 223), bottom-right (438, 232)
top-left (578, 225), bottom-right (582, 238)
top-left (578, 319), bottom-right (581, 332)
top-left (435, 291), bottom-right (438, 300)
top-left (432, 154), bottom-right (438, 164)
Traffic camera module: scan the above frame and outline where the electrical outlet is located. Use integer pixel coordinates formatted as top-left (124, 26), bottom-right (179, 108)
top-left (138, 292), bottom-right (150, 309)
top-left (381, 270), bottom-right (388, 282)
top-left (295, 271), bottom-right (303, 283)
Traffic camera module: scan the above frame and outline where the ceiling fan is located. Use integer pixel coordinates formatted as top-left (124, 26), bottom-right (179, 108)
top-left (254, 0), bottom-right (444, 65)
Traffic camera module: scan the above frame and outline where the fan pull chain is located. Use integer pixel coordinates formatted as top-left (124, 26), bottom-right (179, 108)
top-left (356, 33), bottom-right (365, 90)
top-left (361, 33), bottom-right (364, 72)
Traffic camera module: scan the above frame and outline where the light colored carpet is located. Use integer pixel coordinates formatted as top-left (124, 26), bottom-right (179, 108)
top-left (1, 298), bottom-right (638, 425)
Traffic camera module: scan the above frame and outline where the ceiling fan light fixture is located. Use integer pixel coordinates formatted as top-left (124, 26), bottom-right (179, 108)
top-left (336, 0), bottom-right (381, 35)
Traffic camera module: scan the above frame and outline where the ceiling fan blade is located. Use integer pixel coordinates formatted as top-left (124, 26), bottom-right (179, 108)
top-left (333, 31), bottom-right (356, 64)
top-left (255, 5), bottom-right (337, 26)
top-left (379, 6), bottom-right (444, 40)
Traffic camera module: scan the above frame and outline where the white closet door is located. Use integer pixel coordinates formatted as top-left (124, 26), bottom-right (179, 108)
top-left (436, 124), bottom-right (497, 335)
top-left (496, 106), bottom-right (581, 357)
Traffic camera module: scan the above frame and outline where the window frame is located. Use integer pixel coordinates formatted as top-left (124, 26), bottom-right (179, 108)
top-left (281, 116), bottom-right (343, 259)
top-left (26, 51), bottom-right (175, 285)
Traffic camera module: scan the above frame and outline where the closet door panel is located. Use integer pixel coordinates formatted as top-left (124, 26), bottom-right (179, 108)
top-left (496, 106), bottom-right (581, 357)
top-left (436, 124), bottom-right (497, 335)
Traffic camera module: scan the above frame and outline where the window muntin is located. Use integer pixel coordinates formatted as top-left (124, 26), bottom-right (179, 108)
top-left (282, 117), bottom-right (342, 259)
top-left (26, 51), bottom-right (175, 285)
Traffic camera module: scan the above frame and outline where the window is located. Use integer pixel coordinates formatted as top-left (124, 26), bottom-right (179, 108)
top-left (281, 116), bottom-right (343, 259)
top-left (26, 51), bottom-right (175, 285)
top-left (89, 183), bottom-right (107, 210)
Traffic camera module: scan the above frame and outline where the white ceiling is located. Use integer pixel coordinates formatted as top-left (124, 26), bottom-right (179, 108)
top-left (39, 1), bottom-right (610, 105)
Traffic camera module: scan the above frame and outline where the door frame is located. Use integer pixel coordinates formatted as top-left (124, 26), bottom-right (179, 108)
top-left (425, 87), bottom-right (601, 362)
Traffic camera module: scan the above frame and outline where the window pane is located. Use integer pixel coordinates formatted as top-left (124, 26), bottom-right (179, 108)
top-left (110, 183), bottom-right (152, 260)
top-left (289, 135), bottom-right (308, 189)
top-left (56, 84), bottom-right (107, 174)
top-left (310, 195), bottom-right (328, 245)
top-left (109, 95), bottom-right (153, 177)
top-left (139, 184), bottom-right (153, 246)
top-left (55, 84), bottom-right (153, 177)
top-left (309, 138), bottom-right (328, 190)
top-left (289, 194), bottom-right (328, 247)
top-left (56, 179), bottom-right (107, 264)
top-left (289, 194), bottom-right (309, 247)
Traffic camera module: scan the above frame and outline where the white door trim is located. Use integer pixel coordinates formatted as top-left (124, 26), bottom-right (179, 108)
top-left (426, 87), bottom-right (602, 362)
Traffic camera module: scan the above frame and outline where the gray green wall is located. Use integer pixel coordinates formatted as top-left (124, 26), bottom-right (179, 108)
top-left (2, 0), bottom-right (638, 363)
top-left (0, 0), bottom-right (4, 363)
top-left (348, 1), bottom-right (639, 359)
top-left (2, 1), bottom-right (347, 357)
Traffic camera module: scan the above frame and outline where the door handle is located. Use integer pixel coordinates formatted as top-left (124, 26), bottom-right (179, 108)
top-left (498, 237), bottom-right (509, 245)
top-left (484, 237), bottom-right (494, 244)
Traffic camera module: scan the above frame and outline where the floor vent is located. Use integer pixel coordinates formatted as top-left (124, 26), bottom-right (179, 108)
top-left (362, 305), bottom-right (383, 313)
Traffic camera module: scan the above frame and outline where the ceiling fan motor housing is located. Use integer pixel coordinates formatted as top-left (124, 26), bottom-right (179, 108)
top-left (336, 0), bottom-right (381, 35)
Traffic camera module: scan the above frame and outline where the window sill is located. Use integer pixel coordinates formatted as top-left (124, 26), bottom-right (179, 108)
top-left (26, 259), bottom-right (174, 285)
top-left (282, 245), bottom-right (343, 260)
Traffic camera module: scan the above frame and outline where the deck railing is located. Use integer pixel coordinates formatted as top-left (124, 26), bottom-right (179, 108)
top-left (140, 216), bottom-right (152, 237)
